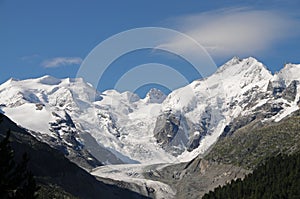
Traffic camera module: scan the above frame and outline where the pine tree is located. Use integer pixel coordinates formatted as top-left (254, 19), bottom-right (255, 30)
top-left (202, 153), bottom-right (300, 199)
top-left (0, 127), bottom-right (39, 198)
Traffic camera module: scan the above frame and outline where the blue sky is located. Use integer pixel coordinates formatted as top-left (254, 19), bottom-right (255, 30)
top-left (1, 0), bottom-right (300, 97)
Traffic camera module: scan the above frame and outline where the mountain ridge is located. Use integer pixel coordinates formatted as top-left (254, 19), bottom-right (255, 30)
top-left (0, 56), bottom-right (299, 166)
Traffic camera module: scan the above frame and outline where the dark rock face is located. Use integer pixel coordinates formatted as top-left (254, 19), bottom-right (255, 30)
top-left (186, 107), bottom-right (214, 152)
top-left (153, 112), bottom-right (180, 145)
top-left (267, 77), bottom-right (286, 98)
top-left (187, 131), bottom-right (201, 152)
top-left (240, 86), bottom-right (271, 110)
top-left (266, 80), bottom-right (273, 92)
top-left (154, 109), bottom-right (202, 155)
top-left (283, 80), bottom-right (299, 102)
top-left (267, 78), bottom-right (298, 102)
top-left (221, 101), bottom-right (284, 138)
top-left (153, 106), bottom-right (218, 154)
top-left (255, 102), bottom-right (284, 118)
top-left (221, 115), bottom-right (256, 137)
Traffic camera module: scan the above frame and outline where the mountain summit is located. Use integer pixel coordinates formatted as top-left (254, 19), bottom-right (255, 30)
top-left (144, 88), bottom-right (166, 104)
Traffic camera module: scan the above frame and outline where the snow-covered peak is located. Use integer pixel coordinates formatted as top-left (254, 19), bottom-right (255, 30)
top-left (6, 77), bottom-right (19, 83)
top-left (143, 88), bottom-right (166, 104)
top-left (278, 63), bottom-right (300, 85)
top-left (0, 76), bottom-right (102, 108)
top-left (0, 78), bottom-right (19, 88)
top-left (36, 75), bottom-right (62, 85)
top-left (216, 57), bottom-right (269, 76)
top-left (224, 56), bottom-right (242, 66)
top-left (163, 57), bottom-right (272, 113)
top-left (100, 90), bottom-right (140, 106)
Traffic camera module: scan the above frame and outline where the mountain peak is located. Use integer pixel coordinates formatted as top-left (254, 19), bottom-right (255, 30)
top-left (279, 63), bottom-right (300, 85)
top-left (36, 75), bottom-right (61, 85)
top-left (227, 56), bottom-right (242, 65)
top-left (1, 77), bottom-right (19, 85)
top-left (216, 56), bottom-right (269, 77)
top-left (8, 77), bottom-right (19, 82)
top-left (144, 88), bottom-right (166, 104)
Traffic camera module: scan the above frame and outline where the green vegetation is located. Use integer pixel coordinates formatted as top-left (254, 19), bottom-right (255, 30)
top-left (202, 153), bottom-right (300, 199)
top-left (203, 111), bottom-right (300, 198)
top-left (36, 184), bottom-right (79, 199)
top-left (205, 112), bottom-right (300, 169)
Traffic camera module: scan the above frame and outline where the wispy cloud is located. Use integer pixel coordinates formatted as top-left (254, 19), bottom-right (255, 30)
top-left (41, 57), bottom-right (82, 68)
top-left (161, 8), bottom-right (299, 57)
top-left (20, 54), bottom-right (40, 61)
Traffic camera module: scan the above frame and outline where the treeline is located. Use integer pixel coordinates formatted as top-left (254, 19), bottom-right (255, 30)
top-left (202, 153), bottom-right (300, 199)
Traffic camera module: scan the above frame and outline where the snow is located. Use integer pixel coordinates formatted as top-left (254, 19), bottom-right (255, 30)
top-left (0, 57), bottom-right (299, 166)
top-left (36, 75), bottom-right (62, 85)
top-left (161, 57), bottom-right (274, 160)
top-left (278, 64), bottom-right (300, 85)
top-left (3, 103), bottom-right (55, 137)
top-left (193, 131), bottom-right (200, 136)
top-left (274, 104), bottom-right (299, 122)
top-left (178, 120), bottom-right (227, 162)
top-left (271, 73), bottom-right (285, 88)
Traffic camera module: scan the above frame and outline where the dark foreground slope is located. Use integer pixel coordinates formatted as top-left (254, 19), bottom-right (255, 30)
top-left (0, 113), bottom-right (148, 199)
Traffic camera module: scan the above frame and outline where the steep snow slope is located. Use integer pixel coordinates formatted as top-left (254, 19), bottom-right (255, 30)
top-left (159, 57), bottom-right (274, 160)
top-left (0, 57), bottom-right (299, 165)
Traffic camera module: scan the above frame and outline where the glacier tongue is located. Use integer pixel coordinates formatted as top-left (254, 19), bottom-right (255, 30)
top-left (0, 57), bottom-right (300, 165)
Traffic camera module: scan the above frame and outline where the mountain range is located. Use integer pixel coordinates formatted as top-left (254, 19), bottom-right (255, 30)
top-left (0, 56), bottom-right (300, 198)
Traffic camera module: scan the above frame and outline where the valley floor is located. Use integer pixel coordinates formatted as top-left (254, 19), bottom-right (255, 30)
top-left (91, 159), bottom-right (249, 199)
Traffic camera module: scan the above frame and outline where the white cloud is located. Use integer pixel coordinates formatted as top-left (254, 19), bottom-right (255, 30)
top-left (21, 54), bottom-right (40, 61)
top-left (161, 8), bottom-right (299, 58)
top-left (41, 57), bottom-right (82, 68)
